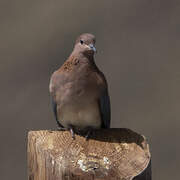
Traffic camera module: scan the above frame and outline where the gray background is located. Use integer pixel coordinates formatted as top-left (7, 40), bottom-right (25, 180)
top-left (0, 0), bottom-right (180, 179)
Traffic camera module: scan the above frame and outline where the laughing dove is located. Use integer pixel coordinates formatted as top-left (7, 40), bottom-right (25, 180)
top-left (49, 33), bottom-right (111, 139)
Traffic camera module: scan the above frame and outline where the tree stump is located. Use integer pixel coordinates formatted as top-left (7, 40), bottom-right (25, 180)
top-left (27, 129), bottom-right (151, 180)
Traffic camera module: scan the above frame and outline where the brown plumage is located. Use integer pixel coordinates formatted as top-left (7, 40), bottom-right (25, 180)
top-left (49, 33), bottom-right (111, 139)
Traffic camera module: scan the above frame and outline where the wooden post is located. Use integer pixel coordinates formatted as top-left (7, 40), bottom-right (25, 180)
top-left (27, 129), bottom-right (151, 180)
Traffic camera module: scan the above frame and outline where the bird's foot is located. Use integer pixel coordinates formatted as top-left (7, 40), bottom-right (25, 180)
top-left (85, 128), bottom-right (94, 140)
top-left (69, 125), bottom-right (75, 140)
top-left (85, 131), bottom-right (91, 140)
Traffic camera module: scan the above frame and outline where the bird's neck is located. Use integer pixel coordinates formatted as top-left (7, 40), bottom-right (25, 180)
top-left (61, 53), bottom-right (98, 73)
top-left (70, 51), bottom-right (95, 65)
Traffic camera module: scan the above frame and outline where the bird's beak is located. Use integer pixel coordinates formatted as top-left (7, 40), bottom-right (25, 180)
top-left (89, 44), bottom-right (97, 53)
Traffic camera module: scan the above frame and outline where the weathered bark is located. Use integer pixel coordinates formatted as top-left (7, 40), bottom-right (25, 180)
top-left (27, 129), bottom-right (151, 180)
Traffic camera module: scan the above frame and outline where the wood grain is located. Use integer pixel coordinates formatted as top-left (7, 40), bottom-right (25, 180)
top-left (27, 129), bottom-right (151, 180)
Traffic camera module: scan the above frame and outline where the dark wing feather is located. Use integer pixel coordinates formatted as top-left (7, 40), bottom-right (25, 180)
top-left (99, 89), bottom-right (111, 128)
top-left (49, 71), bottom-right (64, 128)
top-left (51, 96), bottom-right (64, 128)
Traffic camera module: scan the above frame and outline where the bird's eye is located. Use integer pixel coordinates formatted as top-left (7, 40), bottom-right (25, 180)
top-left (80, 40), bottom-right (84, 44)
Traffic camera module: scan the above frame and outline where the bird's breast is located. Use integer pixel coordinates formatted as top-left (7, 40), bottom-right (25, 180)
top-left (54, 67), bottom-right (105, 130)
top-left (56, 72), bottom-right (102, 103)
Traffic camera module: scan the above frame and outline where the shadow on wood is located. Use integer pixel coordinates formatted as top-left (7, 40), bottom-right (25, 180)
top-left (27, 128), bottom-right (151, 180)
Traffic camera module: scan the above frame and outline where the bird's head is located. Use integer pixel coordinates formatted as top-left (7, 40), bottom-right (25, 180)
top-left (73, 33), bottom-right (96, 57)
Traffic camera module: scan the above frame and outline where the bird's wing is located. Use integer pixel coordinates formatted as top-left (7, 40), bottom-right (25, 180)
top-left (50, 96), bottom-right (64, 128)
top-left (49, 71), bottom-right (64, 128)
top-left (99, 89), bottom-right (111, 128)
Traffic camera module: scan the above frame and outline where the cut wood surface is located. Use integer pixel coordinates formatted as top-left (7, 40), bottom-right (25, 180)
top-left (27, 129), bottom-right (151, 180)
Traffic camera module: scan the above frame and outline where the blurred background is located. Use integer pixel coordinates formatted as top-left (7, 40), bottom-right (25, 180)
top-left (0, 0), bottom-right (180, 179)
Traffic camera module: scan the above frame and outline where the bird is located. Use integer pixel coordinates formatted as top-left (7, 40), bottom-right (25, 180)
top-left (49, 33), bottom-right (111, 139)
